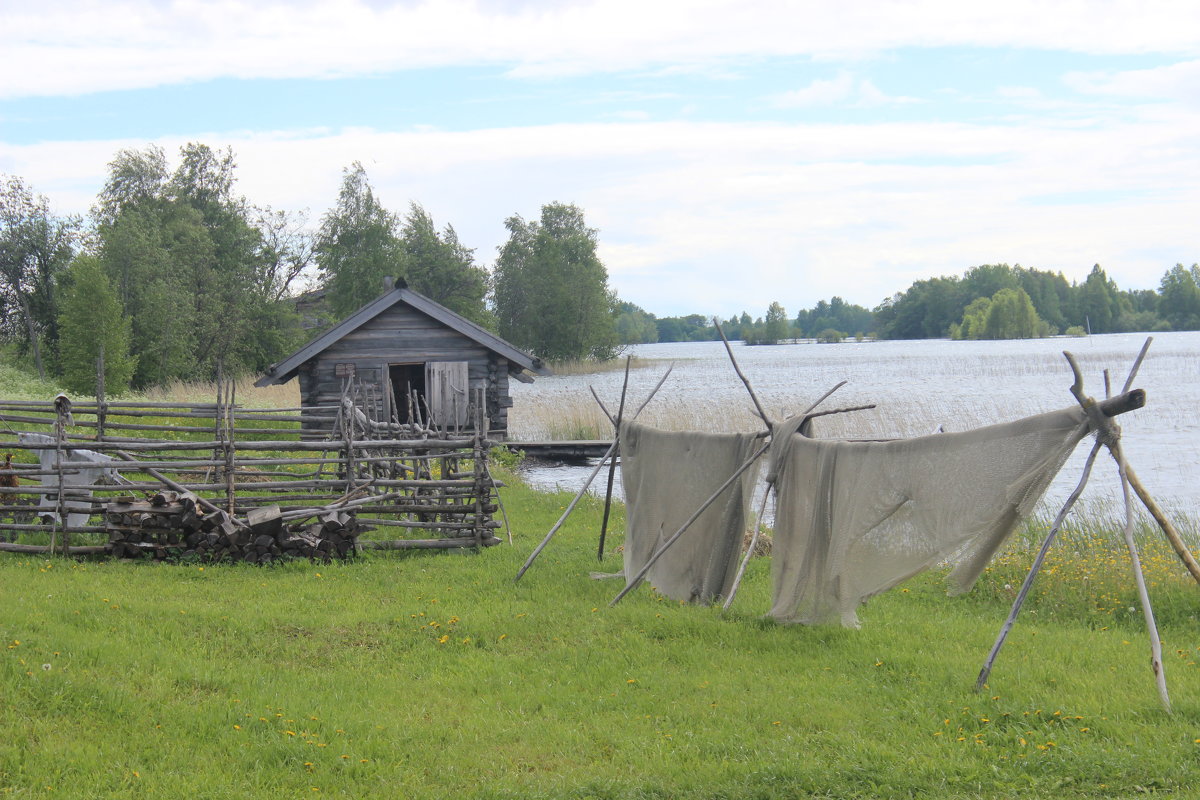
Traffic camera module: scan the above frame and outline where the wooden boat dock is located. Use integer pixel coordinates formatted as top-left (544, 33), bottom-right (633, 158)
top-left (505, 440), bottom-right (613, 462)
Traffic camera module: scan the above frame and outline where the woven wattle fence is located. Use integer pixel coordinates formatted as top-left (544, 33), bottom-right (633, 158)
top-left (0, 381), bottom-right (501, 560)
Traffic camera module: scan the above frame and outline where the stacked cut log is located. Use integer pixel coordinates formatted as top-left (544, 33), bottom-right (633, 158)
top-left (104, 491), bottom-right (360, 563)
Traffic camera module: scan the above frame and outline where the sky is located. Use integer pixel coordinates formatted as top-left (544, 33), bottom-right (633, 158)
top-left (2, 0), bottom-right (1199, 318)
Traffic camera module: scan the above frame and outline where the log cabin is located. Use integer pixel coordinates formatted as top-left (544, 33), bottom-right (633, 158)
top-left (255, 284), bottom-right (549, 438)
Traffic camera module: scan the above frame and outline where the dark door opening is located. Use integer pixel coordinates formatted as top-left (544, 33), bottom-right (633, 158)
top-left (389, 363), bottom-right (426, 424)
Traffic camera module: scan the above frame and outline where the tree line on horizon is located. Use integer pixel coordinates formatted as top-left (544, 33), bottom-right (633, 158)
top-left (617, 261), bottom-right (1200, 346)
top-left (3, 143), bottom-right (1199, 398)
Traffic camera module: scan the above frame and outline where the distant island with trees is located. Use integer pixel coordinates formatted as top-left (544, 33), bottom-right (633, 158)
top-left (619, 262), bottom-right (1200, 347)
top-left (3, 141), bottom-right (1199, 398)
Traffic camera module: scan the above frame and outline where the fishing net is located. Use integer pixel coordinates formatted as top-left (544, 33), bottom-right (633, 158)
top-left (620, 420), bottom-right (762, 604)
top-left (769, 406), bottom-right (1090, 627)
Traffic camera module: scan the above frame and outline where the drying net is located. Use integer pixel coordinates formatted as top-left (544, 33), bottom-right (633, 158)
top-left (19, 432), bottom-right (124, 528)
top-left (769, 406), bottom-right (1090, 627)
top-left (620, 420), bottom-right (762, 604)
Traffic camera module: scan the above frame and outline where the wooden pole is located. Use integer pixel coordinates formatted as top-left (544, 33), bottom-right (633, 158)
top-left (513, 365), bottom-right (674, 582)
top-left (225, 381), bottom-right (237, 515)
top-left (1123, 465), bottom-right (1200, 585)
top-left (473, 388), bottom-right (486, 550)
top-left (976, 440), bottom-right (1102, 691)
top-left (610, 441), bottom-right (771, 607)
top-left (1113, 435), bottom-right (1171, 712)
top-left (722, 480), bottom-right (773, 611)
top-left (714, 319), bottom-right (772, 431)
top-left (52, 405), bottom-right (65, 556)
top-left (597, 356), bottom-right (632, 561)
top-left (95, 346), bottom-right (106, 439)
top-left (1065, 350), bottom-right (1169, 712)
top-left (514, 440), bottom-right (617, 582)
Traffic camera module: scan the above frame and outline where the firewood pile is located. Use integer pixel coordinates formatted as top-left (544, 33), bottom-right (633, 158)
top-left (104, 491), bottom-right (361, 563)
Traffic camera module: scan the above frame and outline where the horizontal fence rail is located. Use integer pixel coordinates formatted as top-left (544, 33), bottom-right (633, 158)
top-left (0, 381), bottom-right (501, 560)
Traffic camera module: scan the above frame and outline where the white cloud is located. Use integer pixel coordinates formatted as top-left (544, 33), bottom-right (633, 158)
top-left (771, 73), bottom-right (857, 108)
top-left (770, 73), bottom-right (920, 109)
top-left (3, 0), bottom-right (1200, 99)
top-left (5, 109), bottom-right (1197, 316)
top-left (1065, 59), bottom-right (1200, 106)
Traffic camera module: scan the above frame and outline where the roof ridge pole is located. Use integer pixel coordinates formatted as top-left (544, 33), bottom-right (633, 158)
top-left (597, 356), bottom-right (632, 561)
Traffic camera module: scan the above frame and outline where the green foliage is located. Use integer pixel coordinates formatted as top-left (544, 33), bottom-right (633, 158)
top-left (983, 288), bottom-right (1043, 339)
top-left (1064, 325), bottom-right (1087, 337)
top-left (93, 144), bottom-right (305, 386)
top-left (655, 314), bottom-right (713, 342)
top-left (877, 263), bottom-right (1162, 340)
top-left (1157, 263), bottom-right (1200, 330)
top-left (762, 301), bottom-right (790, 344)
top-left (57, 256), bottom-right (136, 396)
top-left (614, 301), bottom-right (659, 344)
top-left (400, 203), bottom-right (491, 326)
top-left (0, 175), bottom-right (81, 379)
top-left (951, 288), bottom-right (1047, 341)
top-left (794, 296), bottom-right (874, 339)
top-left (492, 202), bottom-right (618, 360)
top-left (315, 162), bottom-right (405, 319)
top-left (815, 327), bottom-right (846, 343)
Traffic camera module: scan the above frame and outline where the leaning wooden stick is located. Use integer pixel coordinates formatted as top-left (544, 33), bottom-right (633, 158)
top-left (587, 385), bottom-right (617, 426)
top-left (1065, 350), bottom-right (1170, 712)
top-left (610, 441), bottom-right (771, 607)
top-left (976, 440), bottom-right (1103, 691)
top-left (598, 357), bottom-right (632, 561)
top-left (514, 367), bottom-right (673, 582)
top-left (1124, 465), bottom-right (1200, 585)
top-left (721, 381), bottom-right (855, 611)
top-left (722, 482), bottom-right (773, 611)
top-left (630, 363), bottom-right (674, 419)
top-left (1105, 336), bottom-right (1200, 583)
top-left (714, 319), bottom-right (772, 431)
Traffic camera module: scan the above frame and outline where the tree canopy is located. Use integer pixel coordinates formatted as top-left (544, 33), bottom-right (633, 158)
top-left (492, 202), bottom-right (617, 361)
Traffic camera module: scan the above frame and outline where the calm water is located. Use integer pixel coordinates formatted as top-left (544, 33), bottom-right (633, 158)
top-left (511, 332), bottom-right (1200, 522)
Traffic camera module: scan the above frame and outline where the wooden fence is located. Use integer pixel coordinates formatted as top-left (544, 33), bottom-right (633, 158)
top-left (0, 380), bottom-right (502, 559)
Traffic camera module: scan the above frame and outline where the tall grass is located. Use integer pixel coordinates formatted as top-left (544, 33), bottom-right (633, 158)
top-left (3, 470), bottom-right (1200, 798)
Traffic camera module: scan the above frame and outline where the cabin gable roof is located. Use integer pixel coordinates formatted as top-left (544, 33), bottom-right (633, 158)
top-left (256, 288), bottom-right (549, 386)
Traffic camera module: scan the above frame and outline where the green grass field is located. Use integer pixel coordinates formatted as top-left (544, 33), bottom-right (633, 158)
top-left (2, 472), bottom-right (1200, 799)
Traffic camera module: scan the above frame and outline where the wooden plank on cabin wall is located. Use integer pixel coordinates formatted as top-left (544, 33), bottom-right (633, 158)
top-left (427, 361), bottom-right (469, 430)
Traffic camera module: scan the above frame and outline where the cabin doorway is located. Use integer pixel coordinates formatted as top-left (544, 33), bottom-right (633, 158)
top-left (388, 361), bottom-right (470, 430)
top-left (389, 363), bottom-right (426, 425)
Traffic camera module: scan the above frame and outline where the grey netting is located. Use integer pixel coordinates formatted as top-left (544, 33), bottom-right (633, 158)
top-left (769, 406), bottom-right (1090, 627)
top-left (620, 420), bottom-right (762, 604)
top-left (19, 432), bottom-right (123, 528)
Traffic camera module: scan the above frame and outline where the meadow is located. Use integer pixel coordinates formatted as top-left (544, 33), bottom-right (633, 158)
top-left (2, 469), bottom-right (1200, 799)
top-left (3, 342), bottom-right (1200, 797)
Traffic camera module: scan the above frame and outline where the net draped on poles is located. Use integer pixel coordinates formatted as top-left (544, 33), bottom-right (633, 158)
top-left (768, 406), bottom-right (1090, 627)
top-left (620, 420), bottom-right (763, 605)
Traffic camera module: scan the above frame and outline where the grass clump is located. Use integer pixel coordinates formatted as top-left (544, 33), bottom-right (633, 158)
top-left (2, 474), bottom-right (1200, 798)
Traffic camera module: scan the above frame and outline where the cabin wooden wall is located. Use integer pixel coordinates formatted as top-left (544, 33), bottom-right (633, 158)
top-left (296, 303), bottom-right (515, 437)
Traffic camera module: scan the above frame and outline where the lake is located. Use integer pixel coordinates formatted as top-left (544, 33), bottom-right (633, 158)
top-left (509, 332), bottom-right (1200, 525)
